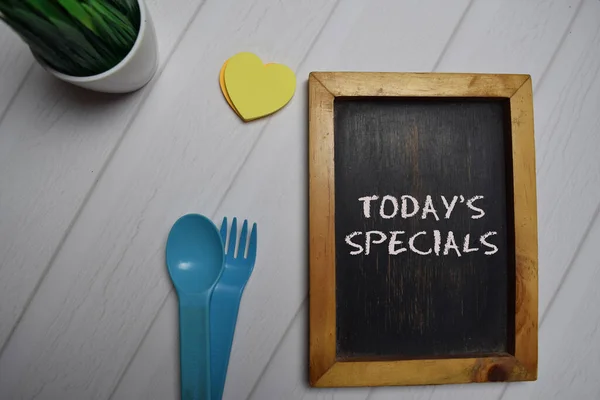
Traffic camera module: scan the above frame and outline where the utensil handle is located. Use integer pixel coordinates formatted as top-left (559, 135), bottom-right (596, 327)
top-left (210, 286), bottom-right (244, 400)
top-left (179, 296), bottom-right (211, 400)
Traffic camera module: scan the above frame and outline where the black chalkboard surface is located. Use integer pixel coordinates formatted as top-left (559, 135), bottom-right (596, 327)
top-left (334, 98), bottom-right (514, 361)
top-left (308, 72), bottom-right (538, 388)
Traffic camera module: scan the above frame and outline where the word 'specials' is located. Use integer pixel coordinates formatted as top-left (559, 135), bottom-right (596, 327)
top-left (344, 194), bottom-right (499, 257)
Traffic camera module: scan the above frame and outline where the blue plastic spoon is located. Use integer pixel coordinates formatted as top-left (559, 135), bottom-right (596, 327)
top-left (166, 214), bottom-right (225, 400)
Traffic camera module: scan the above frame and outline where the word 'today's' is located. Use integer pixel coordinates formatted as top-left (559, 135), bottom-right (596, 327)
top-left (344, 194), bottom-right (499, 257)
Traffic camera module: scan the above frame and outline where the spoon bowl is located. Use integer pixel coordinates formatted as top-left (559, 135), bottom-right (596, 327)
top-left (166, 213), bottom-right (225, 400)
top-left (167, 214), bottom-right (224, 294)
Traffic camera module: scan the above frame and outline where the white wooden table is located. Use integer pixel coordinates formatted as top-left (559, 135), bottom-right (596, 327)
top-left (1, 0), bottom-right (599, 399)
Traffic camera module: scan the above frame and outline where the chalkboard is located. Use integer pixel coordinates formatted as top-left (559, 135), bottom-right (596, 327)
top-left (309, 72), bottom-right (538, 388)
top-left (334, 97), bottom-right (514, 360)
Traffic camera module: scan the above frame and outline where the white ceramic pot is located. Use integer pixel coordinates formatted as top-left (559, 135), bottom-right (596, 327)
top-left (37, 0), bottom-right (158, 94)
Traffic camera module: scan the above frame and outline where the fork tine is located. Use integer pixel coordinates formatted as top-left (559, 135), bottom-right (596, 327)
top-left (219, 217), bottom-right (228, 247)
top-left (237, 220), bottom-right (248, 258)
top-left (247, 223), bottom-right (257, 263)
top-left (227, 217), bottom-right (238, 256)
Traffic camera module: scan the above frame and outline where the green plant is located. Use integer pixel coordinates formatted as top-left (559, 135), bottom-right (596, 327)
top-left (0, 0), bottom-right (140, 77)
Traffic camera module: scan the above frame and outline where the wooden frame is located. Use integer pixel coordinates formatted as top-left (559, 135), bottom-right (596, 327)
top-left (308, 72), bottom-right (538, 387)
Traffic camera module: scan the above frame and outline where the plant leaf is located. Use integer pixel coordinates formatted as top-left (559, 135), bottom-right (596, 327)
top-left (56, 0), bottom-right (96, 33)
top-left (25, 0), bottom-right (70, 25)
top-left (88, 0), bottom-right (136, 35)
top-left (82, 3), bottom-right (126, 49)
top-left (0, 0), bottom-right (140, 76)
top-left (13, 8), bottom-right (103, 73)
top-left (108, 0), bottom-right (137, 16)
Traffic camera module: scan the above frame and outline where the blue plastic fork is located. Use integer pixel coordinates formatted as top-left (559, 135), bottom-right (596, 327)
top-left (209, 217), bottom-right (258, 400)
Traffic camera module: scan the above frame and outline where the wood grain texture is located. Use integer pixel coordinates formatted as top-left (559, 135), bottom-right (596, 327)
top-left (311, 72), bottom-right (529, 98)
top-left (0, 1), bottom-right (338, 399)
top-left (308, 73), bottom-right (336, 385)
top-left (0, 0), bottom-right (208, 350)
top-left (317, 357), bottom-right (530, 388)
top-left (508, 78), bottom-right (538, 378)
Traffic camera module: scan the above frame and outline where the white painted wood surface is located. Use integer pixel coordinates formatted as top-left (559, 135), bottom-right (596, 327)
top-left (0, 0), bottom-right (598, 399)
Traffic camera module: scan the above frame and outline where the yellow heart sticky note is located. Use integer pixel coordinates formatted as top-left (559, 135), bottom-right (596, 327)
top-left (219, 58), bottom-right (277, 119)
top-left (223, 52), bottom-right (296, 121)
top-left (219, 59), bottom-right (240, 118)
